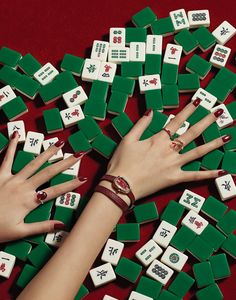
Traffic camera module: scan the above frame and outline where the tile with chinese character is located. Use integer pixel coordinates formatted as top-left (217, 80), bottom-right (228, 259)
top-left (160, 246), bottom-right (188, 271)
top-left (0, 251), bottom-right (16, 279)
top-left (62, 153), bottom-right (81, 177)
top-left (169, 9), bottom-right (189, 32)
top-left (164, 114), bottom-right (190, 135)
top-left (163, 43), bottom-right (182, 65)
top-left (192, 88), bottom-right (217, 110)
top-left (101, 238), bottom-right (124, 266)
top-left (33, 62), bottom-right (59, 86)
top-left (179, 189), bottom-right (205, 213)
top-left (60, 105), bottom-right (84, 128)
top-left (55, 192), bottom-right (80, 210)
top-left (0, 85), bottom-right (16, 108)
top-left (109, 28), bottom-right (126, 47)
top-left (211, 104), bottom-right (233, 129)
top-left (97, 62), bottom-right (117, 84)
top-left (42, 137), bottom-right (63, 162)
top-left (188, 10), bottom-right (210, 28)
top-left (153, 220), bottom-right (177, 248)
top-left (181, 210), bottom-right (208, 235)
top-left (62, 86), bottom-right (88, 108)
top-left (89, 262), bottom-right (116, 287)
top-left (135, 239), bottom-right (163, 267)
top-left (108, 47), bottom-right (130, 64)
top-left (7, 120), bottom-right (26, 143)
top-left (210, 44), bottom-right (231, 68)
top-left (212, 21), bottom-right (236, 45)
top-left (215, 174), bottom-right (236, 201)
top-left (81, 58), bottom-right (101, 82)
top-left (23, 131), bottom-right (44, 156)
top-left (45, 231), bottom-right (68, 248)
top-left (146, 35), bottom-right (163, 55)
top-left (130, 42), bottom-right (146, 62)
top-left (138, 74), bottom-right (161, 94)
top-left (146, 259), bottom-right (174, 285)
top-left (91, 40), bottom-right (109, 61)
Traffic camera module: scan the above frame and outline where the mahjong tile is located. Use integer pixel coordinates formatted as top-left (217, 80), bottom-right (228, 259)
top-left (164, 114), bottom-right (189, 135)
top-left (128, 291), bottom-right (153, 300)
top-left (188, 10), bottom-right (210, 28)
top-left (0, 251), bottom-right (16, 279)
top-left (135, 239), bottom-right (163, 267)
top-left (109, 28), bottom-right (126, 47)
top-left (215, 174), bottom-right (236, 201)
top-left (33, 62), bottom-right (59, 86)
top-left (192, 88), bottom-right (217, 110)
top-left (153, 220), bottom-right (177, 248)
top-left (108, 47), bottom-right (130, 64)
top-left (0, 85), bottom-right (16, 108)
top-left (60, 105), bottom-right (84, 128)
top-left (62, 86), bottom-right (88, 108)
top-left (62, 153), bottom-right (81, 177)
top-left (89, 262), bottom-right (116, 287)
top-left (146, 259), bottom-right (174, 285)
top-left (130, 42), bottom-right (146, 62)
top-left (101, 238), bottom-right (124, 266)
top-left (211, 104), bottom-right (233, 129)
top-left (212, 21), bottom-right (236, 45)
top-left (210, 44), bottom-right (231, 68)
top-left (181, 210), bottom-right (208, 235)
top-left (146, 35), bottom-right (163, 55)
top-left (97, 61), bottom-right (117, 84)
top-left (91, 40), bottom-right (109, 61)
top-left (169, 9), bottom-right (189, 32)
top-left (179, 189), bottom-right (205, 213)
top-left (81, 58), bottom-right (101, 82)
top-left (138, 74), bottom-right (161, 94)
top-left (45, 231), bottom-right (68, 248)
top-left (163, 43), bottom-right (182, 65)
top-left (7, 120), bottom-right (26, 143)
top-left (160, 246), bottom-right (188, 271)
top-left (103, 296), bottom-right (118, 300)
top-left (42, 137), bottom-right (63, 162)
top-left (55, 192), bottom-right (80, 210)
top-left (23, 131), bottom-right (44, 156)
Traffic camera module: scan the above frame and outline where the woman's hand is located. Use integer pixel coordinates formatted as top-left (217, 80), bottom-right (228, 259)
top-left (0, 135), bottom-right (87, 243)
top-left (107, 100), bottom-right (230, 201)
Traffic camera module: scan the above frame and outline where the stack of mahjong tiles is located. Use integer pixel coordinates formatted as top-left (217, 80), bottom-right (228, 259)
top-left (0, 5), bottom-right (236, 300)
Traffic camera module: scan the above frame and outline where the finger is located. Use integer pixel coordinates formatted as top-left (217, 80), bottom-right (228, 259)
top-left (125, 109), bottom-right (153, 142)
top-left (17, 139), bottom-right (65, 180)
top-left (22, 220), bottom-right (66, 237)
top-left (0, 131), bottom-right (19, 173)
top-left (181, 169), bottom-right (225, 182)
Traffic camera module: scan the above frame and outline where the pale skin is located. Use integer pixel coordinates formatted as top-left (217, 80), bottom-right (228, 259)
top-left (0, 101), bottom-right (231, 299)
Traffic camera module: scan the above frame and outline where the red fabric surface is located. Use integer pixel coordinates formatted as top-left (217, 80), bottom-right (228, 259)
top-left (0, 0), bottom-right (235, 299)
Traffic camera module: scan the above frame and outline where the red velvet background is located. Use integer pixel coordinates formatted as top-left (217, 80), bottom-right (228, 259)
top-left (0, 0), bottom-right (235, 299)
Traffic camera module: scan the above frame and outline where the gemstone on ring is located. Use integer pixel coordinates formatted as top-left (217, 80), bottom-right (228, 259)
top-left (170, 138), bottom-right (185, 151)
top-left (36, 191), bottom-right (47, 205)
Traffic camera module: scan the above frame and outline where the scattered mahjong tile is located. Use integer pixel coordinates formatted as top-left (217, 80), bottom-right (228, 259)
top-left (196, 283), bottom-right (223, 300)
top-left (162, 84), bottom-right (179, 108)
top-left (0, 85), bottom-right (16, 108)
top-left (151, 17), bottom-right (175, 36)
top-left (4, 241), bottom-right (32, 261)
top-left (115, 257), bottom-right (142, 283)
top-left (62, 153), bottom-right (81, 177)
top-left (60, 105), bottom-right (84, 128)
top-left (210, 44), bottom-right (231, 68)
top-left (97, 61), bottom-right (117, 84)
top-left (135, 239), bottom-right (163, 267)
top-left (181, 210), bottom-right (208, 235)
top-left (205, 79), bottom-right (231, 103)
top-left (101, 238), bottom-right (124, 266)
top-left (170, 225), bottom-right (196, 252)
top-left (186, 105), bottom-right (209, 126)
top-left (188, 10), bottom-right (210, 28)
top-left (217, 209), bottom-right (236, 235)
top-left (2, 96), bottom-right (28, 121)
top-left (226, 100), bottom-right (236, 119)
top-left (179, 189), bottom-right (205, 213)
top-left (55, 192), bottom-right (80, 210)
top-left (168, 271), bottom-right (195, 298)
top-left (0, 132), bottom-right (8, 154)
top-left (186, 54), bottom-right (212, 79)
top-left (193, 261), bottom-right (214, 288)
top-left (91, 134), bottom-right (117, 158)
top-left (0, 46), bottom-right (22, 68)
top-left (90, 40), bottom-right (109, 61)
top-left (145, 89), bottom-right (163, 111)
top-left (7, 120), bottom-right (25, 143)
top-left (221, 233), bottom-right (236, 259)
top-left (0, 65), bottom-right (21, 88)
top-left (132, 6), bottom-right (157, 28)
top-left (108, 47), bottom-right (130, 64)
top-left (209, 253), bottom-right (231, 280)
top-left (55, 70), bottom-right (78, 94)
top-left (187, 236), bottom-right (214, 261)
top-left (201, 224), bottom-right (226, 251)
top-left (62, 86), bottom-right (87, 108)
top-left (129, 42), bottom-right (146, 62)
top-left (146, 259), bottom-right (174, 285)
top-left (14, 74), bottom-right (40, 99)
top-left (164, 114), bottom-right (189, 135)
top-left (125, 28), bottom-right (147, 44)
top-left (128, 291), bottom-right (152, 300)
top-left (214, 67), bottom-right (236, 91)
top-left (212, 20), bottom-right (236, 45)
top-left (222, 151), bottom-right (236, 174)
top-left (77, 116), bottom-right (102, 141)
top-left (148, 110), bottom-right (168, 134)
top-left (68, 130), bottom-right (92, 153)
top-left (192, 88), bottom-right (217, 110)
top-left (39, 79), bottom-right (62, 104)
top-left (169, 9), bottom-right (189, 32)
top-left (136, 276), bottom-right (162, 299)
top-left (192, 27), bottom-right (216, 52)
top-left (107, 91), bottom-right (128, 115)
top-left (201, 149), bottom-right (224, 170)
top-left (60, 53), bottom-right (84, 76)
top-left (221, 125), bottom-right (236, 151)
top-left (16, 264), bottom-right (38, 289)
top-left (182, 160), bottom-right (201, 172)
top-left (174, 29), bottom-right (199, 55)
top-left (215, 174), bottom-right (236, 201)
top-left (116, 223), bottom-right (140, 242)
top-left (211, 104), bottom-right (233, 129)
top-left (180, 140), bottom-right (197, 154)
top-left (42, 137), bottom-right (63, 162)
top-left (27, 242), bottom-right (53, 269)
top-left (140, 128), bottom-right (153, 141)
top-left (89, 80), bottom-right (109, 102)
top-left (121, 61), bottom-right (143, 78)
top-left (53, 206), bottom-right (74, 231)
top-left (153, 220), bottom-right (177, 248)
top-left (161, 245), bottom-right (188, 271)
top-left (146, 35), bottom-right (163, 55)
top-left (133, 202), bottom-right (159, 224)
top-left (109, 28), bottom-right (126, 47)
top-left (23, 131), bottom-right (44, 156)
top-left (0, 251), bottom-right (16, 279)
top-left (74, 285), bottom-right (89, 300)
top-left (158, 290), bottom-right (182, 300)
top-left (50, 173), bottom-right (74, 186)
top-left (111, 112), bottom-right (134, 138)
top-left (161, 63), bottom-right (178, 85)
top-left (81, 58), bottom-right (101, 82)
top-left (178, 73), bottom-right (200, 93)
top-left (24, 200), bottom-right (53, 227)
top-left (144, 54), bottom-right (162, 75)
top-left (163, 43), bottom-right (182, 65)
top-left (138, 74), bottom-right (161, 94)
top-left (33, 62), bottom-right (59, 85)
top-left (43, 108), bottom-right (63, 133)
top-left (112, 75), bottom-right (135, 96)
top-left (45, 231), bottom-right (69, 248)
top-left (160, 200), bottom-right (185, 226)
top-left (201, 195), bottom-right (228, 222)
top-left (84, 99), bottom-right (107, 121)
top-left (12, 150), bottom-right (35, 173)
top-left (202, 122), bottom-right (221, 143)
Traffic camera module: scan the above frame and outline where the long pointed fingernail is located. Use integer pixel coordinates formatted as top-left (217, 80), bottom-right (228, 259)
top-left (36, 191), bottom-right (47, 201)
top-left (11, 130), bottom-right (19, 139)
top-left (54, 223), bottom-right (66, 230)
top-left (214, 108), bottom-right (224, 118)
top-left (144, 109), bottom-right (152, 116)
top-left (78, 176), bottom-right (88, 182)
top-left (218, 170), bottom-right (228, 177)
top-left (193, 99), bottom-right (201, 107)
top-left (222, 135), bottom-right (231, 143)
top-left (54, 139), bottom-right (65, 147)
top-left (74, 151), bottom-right (85, 158)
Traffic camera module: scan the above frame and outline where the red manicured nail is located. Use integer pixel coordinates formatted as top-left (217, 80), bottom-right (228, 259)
top-left (222, 135), bottom-right (232, 143)
top-left (54, 139), bottom-right (65, 147)
top-left (54, 223), bottom-right (66, 230)
top-left (78, 176), bottom-right (88, 182)
top-left (214, 108), bottom-right (224, 118)
top-left (144, 109), bottom-right (152, 116)
top-left (74, 151), bottom-right (85, 158)
top-left (36, 191), bottom-right (47, 201)
top-left (193, 98), bottom-right (201, 107)
top-left (218, 170), bottom-right (228, 177)
top-left (11, 130), bottom-right (19, 139)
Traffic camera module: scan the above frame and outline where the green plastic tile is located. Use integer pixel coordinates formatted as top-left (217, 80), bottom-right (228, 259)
top-left (116, 223), bottom-right (140, 242)
top-left (205, 79), bottom-right (231, 103)
top-left (170, 225), bottom-right (196, 252)
top-left (125, 28), bottom-right (147, 44)
top-left (186, 105), bottom-right (209, 126)
top-left (145, 89), bottom-right (163, 111)
top-left (0, 46), bottom-right (22, 68)
top-left (74, 284), bottom-right (89, 300)
top-left (56, 71), bottom-right (78, 94)
top-left (12, 150), bottom-right (35, 173)
top-left (148, 110), bottom-right (168, 134)
top-left (200, 224), bottom-right (226, 251)
top-left (221, 233), bottom-right (236, 258)
top-left (180, 140), bottom-right (197, 154)
top-left (202, 122), bottom-right (221, 143)
top-left (192, 27), bottom-right (216, 51)
top-left (201, 149), bottom-right (224, 170)
top-left (196, 283), bottom-right (223, 300)
top-left (162, 84), bottom-right (179, 108)
top-left (193, 261), bottom-right (214, 288)
top-left (151, 17), bottom-right (174, 36)
top-left (27, 243), bottom-right (53, 268)
top-left (16, 264), bottom-right (38, 289)
top-left (43, 108), bottom-right (63, 133)
top-left (84, 99), bottom-right (107, 120)
top-left (209, 253), bottom-right (231, 280)
top-left (226, 101), bottom-right (236, 120)
top-left (215, 67), bottom-right (236, 91)
top-left (132, 6), bottom-right (157, 28)
top-left (115, 257), bottom-right (142, 283)
top-left (187, 236), bottom-right (214, 261)
top-left (222, 151), bottom-right (236, 174)
top-left (91, 134), bottom-right (117, 158)
top-left (160, 200), bottom-right (185, 226)
top-left (134, 202), bottom-right (159, 224)
top-left (0, 132), bottom-right (9, 153)
top-left (2, 96), bottom-right (28, 121)
top-left (89, 80), bottom-right (109, 102)
top-left (161, 63), bottom-right (178, 85)
top-left (121, 61), bottom-right (143, 78)
top-left (221, 125), bottom-right (236, 151)
top-left (15, 74), bottom-right (40, 99)
top-left (186, 54), bottom-right (212, 79)
top-left (217, 209), bottom-right (236, 235)
top-left (107, 91), bottom-right (128, 115)
top-left (175, 29), bottom-right (198, 54)
top-left (0, 65), bottom-right (21, 87)
top-left (18, 53), bottom-right (42, 76)
top-left (50, 173), bottom-right (74, 186)
top-left (68, 130), bottom-right (92, 153)
top-left (140, 128), bottom-right (154, 140)
top-left (158, 290), bottom-right (182, 300)
top-left (39, 80), bottom-right (62, 104)
top-left (201, 196), bottom-right (228, 222)
top-left (60, 53), bottom-right (84, 76)
top-left (168, 271), bottom-right (195, 298)
top-left (112, 75), bottom-right (135, 96)
top-left (178, 73), bottom-right (200, 92)
top-left (182, 160), bottom-right (201, 171)
top-left (112, 112), bottom-right (134, 138)
top-left (4, 241), bottom-right (32, 261)
top-left (145, 54), bottom-right (162, 75)
top-left (135, 275), bottom-right (162, 299)
top-left (53, 206), bottom-right (74, 231)
top-left (77, 116), bottom-right (102, 141)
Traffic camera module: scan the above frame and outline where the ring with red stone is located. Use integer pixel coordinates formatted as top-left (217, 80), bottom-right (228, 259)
top-left (36, 191), bottom-right (47, 205)
top-left (170, 138), bottom-right (185, 152)
top-left (161, 127), bottom-right (172, 139)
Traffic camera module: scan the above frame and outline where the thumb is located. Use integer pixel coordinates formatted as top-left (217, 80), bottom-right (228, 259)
top-left (22, 220), bottom-right (66, 237)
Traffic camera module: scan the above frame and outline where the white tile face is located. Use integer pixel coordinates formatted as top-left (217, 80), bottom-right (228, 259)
top-left (55, 192), bottom-right (81, 210)
top-left (7, 120), bottom-right (25, 143)
top-left (153, 221), bottom-right (177, 248)
top-left (62, 86), bottom-right (88, 108)
top-left (130, 42), bottom-right (146, 62)
top-left (128, 291), bottom-right (153, 300)
top-left (109, 28), bottom-right (126, 47)
top-left (42, 137), bottom-right (63, 162)
top-left (179, 189), bottom-right (205, 213)
top-left (160, 246), bottom-right (188, 272)
top-left (103, 296), bottom-right (118, 300)
top-left (81, 58), bottom-right (101, 82)
top-left (215, 174), bottom-right (236, 201)
top-left (212, 21), bottom-right (236, 45)
top-left (138, 74), bottom-right (161, 94)
top-left (33, 62), bottom-right (59, 86)
top-left (170, 9), bottom-right (189, 32)
top-left (192, 88), bottom-right (217, 110)
top-left (108, 47), bottom-right (130, 64)
top-left (146, 259), bottom-right (174, 285)
top-left (210, 44), bottom-right (231, 68)
top-left (101, 238), bottom-right (124, 266)
top-left (45, 231), bottom-right (68, 248)
top-left (60, 105), bottom-right (84, 128)
top-left (135, 239), bottom-right (163, 267)
top-left (97, 61), bottom-right (117, 84)
top-left (188, 10), bottom-right (210, 28)
top-left (62, 153), bottom-right (81, 177)
top-left (23, 131), bottom-right (44, 155)
top-left (164, 114), bottom-right (190, 135)
top-left (91, 40), bottom-right (109, 61)
top-left (0, 85), bottom-right (16, 108)
top-left (89, 263), bottom-right (116, 287)
top-left (146, 35), bottom-right (163, 55)
top-left (163, 44), bottom-right (182, 65)
top-left (211, 104), bottom-right (233, 129)
top-left (181, 210), bottom-right (208, 235)
top-left (0, 251), bottom-right (16, 279)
